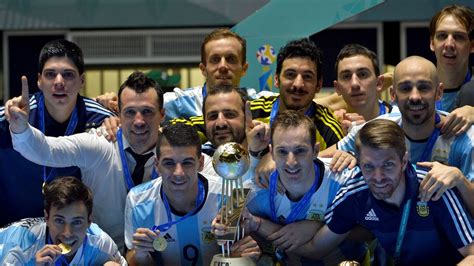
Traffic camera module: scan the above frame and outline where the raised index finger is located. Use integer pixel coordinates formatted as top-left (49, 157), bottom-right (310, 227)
top-left (21, 76), bottom-right (29, 104)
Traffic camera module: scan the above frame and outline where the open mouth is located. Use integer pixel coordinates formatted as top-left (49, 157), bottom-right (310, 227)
top-left (52, 93), bottom-right (67, 98)
top-left (284, 168), bottom-right (301, 176)
top-left (407, 105), bottom-right (425, 111)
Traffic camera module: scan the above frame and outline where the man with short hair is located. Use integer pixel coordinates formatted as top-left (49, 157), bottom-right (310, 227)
top-left (0, 176), bottom-right (126, 265)
top-left (125, 123), bottom-right (260, 265)
top-left (429, 4), bottom-right (473, 113)
top-left (0, 39), bottom-right (114, 226)
top-left (164, 28), bottom-right (255, 122)
top-left (299, 119), bottom-right (474, 265)
top-left (239, 110), bottom-right (367, 265)
top-left (250, 38), bottom-right (343, 151)
top-left (333, 44), bottom-right (395, 132)
top-left (8, 71), bottom-right (164, 250)
top-left (326, 56), bottom-right (474, 214)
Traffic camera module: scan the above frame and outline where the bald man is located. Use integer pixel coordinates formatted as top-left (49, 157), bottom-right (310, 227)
top-left (332, 56), bottom-right (474, 215)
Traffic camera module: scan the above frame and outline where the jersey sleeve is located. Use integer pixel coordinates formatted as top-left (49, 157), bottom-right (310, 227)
top-left (449, 131), bottom-right (474, 181)
top-left (163, 87), bottom-right (203, 122)
top-left (436, 188), bottom-right (474, 249)
top-left (245, 184), bottom-right (272, 219)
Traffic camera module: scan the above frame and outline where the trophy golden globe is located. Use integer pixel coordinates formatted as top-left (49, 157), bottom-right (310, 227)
top-left (210, 142), bottom-right (255, 266)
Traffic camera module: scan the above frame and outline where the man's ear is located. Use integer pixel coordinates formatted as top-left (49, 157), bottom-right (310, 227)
top-left (315, 78), bottom-right (323, 93)
top-left (269, 144), bottom-right (274, 160)
top-left (274, 75), bottom-right (280, 89)
top-left (313, 142), bottom-right (320, 159)
top-left (198, 154), bottom-right (204, 172)
top-left (402, 152), bottom-right (409, 171)
top-left (199, 63), bottom-right (207, 78)
top-left (241, 62), bottom-right (249, 77)
top-left (334, 80), bottom-right (342, 96)
top-left (389, 85), bottom-right (396, 101)
top-left (435, 82), bottom-right (444, 101)
top-left (376, 74), bottom-right (385, 93)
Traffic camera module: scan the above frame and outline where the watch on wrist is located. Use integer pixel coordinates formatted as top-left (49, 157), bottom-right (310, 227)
top-left (249, 146), bottom-right (269, 159)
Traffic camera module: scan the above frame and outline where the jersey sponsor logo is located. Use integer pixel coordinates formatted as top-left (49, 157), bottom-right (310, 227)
top-left (364, 209), bottom-right (379, 221)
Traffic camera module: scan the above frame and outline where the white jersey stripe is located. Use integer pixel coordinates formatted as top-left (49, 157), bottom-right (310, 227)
top-left (443, 189), bottom-right (474, 245)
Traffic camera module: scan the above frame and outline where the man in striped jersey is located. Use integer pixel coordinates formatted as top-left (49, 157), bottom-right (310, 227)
top-left (300, 119), bottom-right (474, 265)
top-left (249, 38), bottom-right (343, 151)
top-left (0, 39), bottom-right (115, 226)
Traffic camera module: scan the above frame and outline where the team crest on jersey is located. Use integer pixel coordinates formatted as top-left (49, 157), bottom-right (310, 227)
top-left (416, 201), bottom-right (430, 217)
top-left (308, 210), bottom-right (325, 221)
top-left (201, 227), bottom-right (215, 243)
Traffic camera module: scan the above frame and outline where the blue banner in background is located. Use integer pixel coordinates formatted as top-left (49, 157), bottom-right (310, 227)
top-left (233, 0), bottom-right (385, 93)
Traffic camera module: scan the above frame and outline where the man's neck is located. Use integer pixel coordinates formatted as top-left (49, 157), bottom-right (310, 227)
top-left (44, 98), bottom-right (76, 124)
top-left (164, 183), bottom-right (199, 214)
top-left (384, 174), bottom-right (406, 208)
top-left (348, 101), bottom-right (380, 121)
top-left (438, 64), bottom-right (469, 89)
top-left (403, 114), bottom-right (440, 141)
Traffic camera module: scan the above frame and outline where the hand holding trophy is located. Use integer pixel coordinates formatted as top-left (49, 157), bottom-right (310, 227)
top-left (210, 142), bottom-right (256, 266)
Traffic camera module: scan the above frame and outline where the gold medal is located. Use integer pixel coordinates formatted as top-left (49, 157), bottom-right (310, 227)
top-left (42, 182), bottom-right (46, 195)
top-left (153, 237), bottom-right (167, 251)
top-left (58, 243), bottom-right (72, 255)
top-left (416, 201), bottom-right (429, 217)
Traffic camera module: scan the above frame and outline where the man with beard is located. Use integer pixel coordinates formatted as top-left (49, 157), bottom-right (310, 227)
top-left (249, 38), bottom-right (343, 151)
top-left (297, 119), bottom-right (474, 265)
top-left (8, 71), bottom-right (164, 251)
top-left (328, 56), bottom-right (474, 214)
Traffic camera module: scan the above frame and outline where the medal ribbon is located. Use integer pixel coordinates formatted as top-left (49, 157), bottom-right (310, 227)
top-left (117, 128), bottom-right (158, 191)
top-left (151, 179), bottom-right (205, 232)
top-left (47, 234), bottom-right (87, 265)
top-left (269, 163), bottom-right (319, 224)
top-left (417, 113), bottom-right (441, 163)
top-left (38, 94), bottom-right (78, 185)
top-left (393, 199), bottom-right (412, 261)
top-left (269, 98), bottom-right (315, 127)
top-left (378, 100), bottom-right (386, 115)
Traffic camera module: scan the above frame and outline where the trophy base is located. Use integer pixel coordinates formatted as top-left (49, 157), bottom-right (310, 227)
top-left (210, 254), bottom-right (256, 266)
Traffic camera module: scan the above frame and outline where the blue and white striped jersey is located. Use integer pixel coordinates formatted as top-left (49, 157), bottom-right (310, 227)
top-left (125, 174), bottom-right (222, 266)
top-left (0, 218), bottom-right (126, 265)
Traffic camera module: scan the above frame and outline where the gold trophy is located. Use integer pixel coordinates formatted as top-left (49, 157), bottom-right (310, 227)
top-left (210, 142), bottom-right (255, 266)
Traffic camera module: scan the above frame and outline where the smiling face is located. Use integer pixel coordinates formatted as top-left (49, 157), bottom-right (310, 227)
top-left (199, 37), bottom-right (248, 88)
top-left (334, 55), bottom-right (382, 109)
top-left (157, 140), bottom-right (204, 196)
top-left (204, 91), bottom-right (246, 147)
top-left (359, 146), bottom-right (408, 202)
top-left (119, 87), bottom-right (164, 154)
top-left (45, 201), bottom-right (90, 259)
top-left (276, 57), bottom-right (321, 112)
top-left (37, 56), bottom-right (84, 117)
top-left (391, 57), bottom-right (442, 127)
top-left (271, 124), bottom-right (317, 191)
top-left (430, 15), bottom-right (474, 70)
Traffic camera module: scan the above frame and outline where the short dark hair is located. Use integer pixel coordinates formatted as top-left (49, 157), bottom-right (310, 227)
top-left (202, 84), bottom-right (249, 117)
top-left (156, 123), bottom-right (202, 158)
top-left (38, 39), bottom-right (84, 75)
top-left (430, 4), bottom-right (474, 41)
top-left (355, 119), bottom-right (406, 161)
top-left (118, 71), bottom-right (164, 111)
top-left (271, 110), bottom-right (316, 148)
top-left (43, 176), bottom-right (93, 217)
top-left (276, 38), bottom-right (323, 82)
top-left (335, 43), bottom-right (380, 77)
top-left (201, 28), bottom-right (247, 65)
